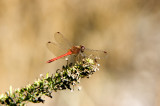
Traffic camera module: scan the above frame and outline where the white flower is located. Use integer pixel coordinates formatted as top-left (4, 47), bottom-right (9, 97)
top-left (78, 86), bottom-right (82, 91)
top-left (71, 89), bottom-right (74, 92)
top-left (40, 74), bottom-right (43, 77)
top-left (65, 57), bottom-right (68, 61)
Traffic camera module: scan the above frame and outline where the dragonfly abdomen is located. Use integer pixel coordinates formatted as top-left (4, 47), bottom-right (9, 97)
top-left (47, 51), bottom-right (72, 63)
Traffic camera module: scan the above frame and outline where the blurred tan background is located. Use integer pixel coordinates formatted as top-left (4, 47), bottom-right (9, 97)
top-left (0, 0), bottom-right (160, 106)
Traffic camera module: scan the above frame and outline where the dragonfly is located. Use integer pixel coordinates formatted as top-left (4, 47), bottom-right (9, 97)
top-left (46, 32), bottom-right (107, 63)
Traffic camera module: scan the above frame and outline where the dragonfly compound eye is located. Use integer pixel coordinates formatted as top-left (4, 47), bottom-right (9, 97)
top-left (81, 46), bottom-right (85, 52)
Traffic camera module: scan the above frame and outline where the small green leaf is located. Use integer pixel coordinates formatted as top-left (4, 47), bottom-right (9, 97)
top-left (9, 86), bottom-right (12, 95)
top-left (46, 73), bottom-right (49, 78)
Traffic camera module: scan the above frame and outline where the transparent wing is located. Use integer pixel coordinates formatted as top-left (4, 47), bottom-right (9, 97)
top-left (84, 48), bottom-right (107, 59)
top-left (54, 32), bottom-right (72, 50)
top-left (46, 41), bottom-right (67, 57)
top-left (47, 32), bottom-right (72, 56)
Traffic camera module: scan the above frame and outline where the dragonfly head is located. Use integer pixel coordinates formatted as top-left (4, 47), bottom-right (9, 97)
top-left (80, 45), bottom-right (85, 53)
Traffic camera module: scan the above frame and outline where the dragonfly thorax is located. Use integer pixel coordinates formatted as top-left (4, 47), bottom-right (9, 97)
top-left (70, 45), bottom-right (85, 54)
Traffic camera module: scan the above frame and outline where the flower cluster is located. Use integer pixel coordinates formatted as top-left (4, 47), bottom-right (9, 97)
top-left (0, 58), bottom-right (100, 105)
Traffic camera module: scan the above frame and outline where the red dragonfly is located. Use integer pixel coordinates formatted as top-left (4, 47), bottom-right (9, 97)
top-left (47, 32), bottom-right (107, 63)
